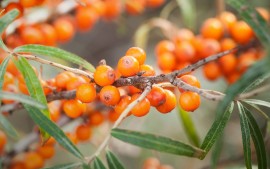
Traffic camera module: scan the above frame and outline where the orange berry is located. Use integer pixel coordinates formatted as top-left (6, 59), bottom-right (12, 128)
top-left (76, 124), bottom-right (92, 141)
top-left (103, 0), bottom-right (121, 20)
top-left (231, 21), bottom-right (254, 44)
top-left (0, 130), bottom-right (7, 153)
top-left (201, 18), bottom-right (224, 40)
top-left (66, 76), bottom-right (87, 91)
top-left (76, 7), bottom-right (98, 31)
top-left (48, 101), bottom-right (61, 122)
top-left (125, 0), bottom-right (145, 15)
top-left (24, 152), bottom-right (44, 169)
top-left (147, 86), bottom-right (166, 107)
top-left (174, 41), bottom-right (195, 62)
top-left (115, 95), bottom-right (132, 115)
top-left (53, 17), bottom-right (75, 42)
top-left (20, 26), bottom-right (44, 44)
top-left (55, 72), bottom-right (71, 89)
top-left (94, 65), bottom-right (115, 86)
top-left (156, 89), bottom-right (176, 114)
top-left (3, 72), bottom-right (15, 86)
top-left (76, 83), bottom-right (96, 103)
top-left (146, 0), bottom-right (164, 8)
top-left (117, 55), bottom-right (140, 77)
top-left (37, 23), bottom-right (57, 46)
top-left (126, 47), bottom-right (146, 65)
top-left (173, 29), bottom-right (195, 43)
top-left (140, 64), bottom-right (155, 76)
top-left (128, 86), bottom-right (141, 94)
top-left (238, 51), bottom-right (257, 73)
top-left (89, 111), bottom-right (104, 126)
top-left (218, 54), bottom-right (237, 74)
top-left (143, 157), bottom-right (160, 169)
top-left (157, 52), bottom-right (176, 71)
top-left (155, 40), bottom-right (175, 56)
top-left (9, 161), bottom-right (26, 169)
top-left (99, 85), bottom-right (120, 106)
top-left (225, 71), bottom-right (241, 84)
top-left (108, 109), bottom-right (121, 122)
top-left (5, 3), bottom-right (24, 18)
top-left (218, 11), bottom-right (237, 32)
top-left (18, 82), bottom-right (29, 95)
top-left (36, 145), bottom-right (55, 159)
top-left (179, 91), bottom-right (200, 112)
top-left (3, 84), bottom-right (18, 104)
top-left (199, 39), bottom-right (221, 58)
top-left (179, 75), bottom-right (200, 92)
top-left (220, 38), bottom-right (237, 51)
top-left (44, 137), bottom-right (56, 146)
top-left (203, 62), bottom-right (221, 81)
top-left (63, 100), bottom-right (84, 118)
top-left (130, 94), bottom-right (150, 117)
top-left (256, 7), bottom-right (269, 21)
top-left (66, 132), bottom-right (78, 144)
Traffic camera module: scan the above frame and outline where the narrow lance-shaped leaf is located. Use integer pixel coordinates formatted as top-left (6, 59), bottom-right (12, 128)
top-left (13, 57), bottom-right (51, 141)
top-left (227, 0), bottom-right (270, 48)
top-left (244, 102), bottom-right (269, 120)
top-left (111, 128), bottom-right (205, 158)
top-left (106, 151), bottom-right (125, 169)
top-left (178, 107), bottom-right (200, 147)
top-left (210, 132), bottom-right (224, 169)
top-left (0, 9), bottom-right (19, 35)
top-left (245, 106), bottom-right (267, 169)
top-left (43, 162), bottom-right (83, 169)
top-left (23, 105), bottom-right (84, 159)
top-left (93, 157), bottom-right (106, 169)
top-left (243, 99), bottom-right (270, 109)
top-left (0, 55), bottom-right (12, 106)
top-left (14, 45), bottom-right (95, 72)
top-left (237, 102), bottom-right (252, 169)
top-left (200, 102), bottom-right (234, 159)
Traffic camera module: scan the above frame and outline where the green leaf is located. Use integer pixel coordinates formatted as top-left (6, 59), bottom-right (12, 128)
top-left (242, 73), bottom-right (270, 93)
top-left (176, 0), bottom-right (196, 30)
top-left (0, 91), bottom-right (46, 109)
top-left (243, 102), bottom-right (269, 120)
top-left (14, 57), bottom-right (51, 141)
top-left (0, 39), bottom-right (9, 52)
top-left (82, 163), bottom-right (91, 169)
top-left (200, 102), bottom-right (234, 159)
top-left (14, 45), bottom-right (95, 72)
top-left (243, 99), bottom-right (270, 109)
top-left (226, 0), bottom-right (270, 48)
top-left (111, 128), bottom-right (205, 158)
top-left (23, 105), bottom-right (84, 159)
top-left (0, 55), bottom-right (11, 106)
top-left (43, 162), bottom-right (82, 169)
top-left (178, 107), bottom-right (200, 147)
top-left (0, 113), bottom-right (18, 139)
top-left (93, 157), bottom-right (106, 169)
top-left (210, 133), bottom-right (224, 169)
top-left (0, 9), bottom-right (19, 35)
top-left (106, 150), bottom-right (125, 169)
top-left (245, 107), bottom-right (267, 169)
top-left (237, 102), bottom-right (252, 169)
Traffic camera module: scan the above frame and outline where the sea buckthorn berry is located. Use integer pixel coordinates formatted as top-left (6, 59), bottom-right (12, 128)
top-left (199, 39), bottom-right (221, 58)
top-left (19, 0), bottom-right (44, 8)
top-left (125, 0), bottom-right (145, 15)
top-left (37, 23), bottom-right (57, 46)
top-left (126, 47), bottom-right (146, 65)
top-left (178, 75), bottom-right (201, 92)
top-left (130, 94), bottom-right (150, 117)
top-left (76, 6), bottom-right (98, 31)
top-left (256, 7), bottom-right (269, 21)
top-left (147, 86), bottom-right (166, 107)
top-left (5, 3), bottom-right (24, 18)
top-left (203, 62), bottom-right (221, 81)
top-left (155, 40), bottom-right (175, 56)
top-left (76, 83), bottom-right (96, 103)
top-left (76, 124), bottom-right (92, 141)
top-left (231, 21), bottom-right (254, 44)
top-left (0, 130), bottom-right (7, 153)
top-left (201, 18), bottom-right (224, 40)
top-left (115, 95), bottom-right (132, 115)
top-left (117, 55), bottom-right (140, 77)
top-left (108, 109), bottom-right (121, 122)
top-left (55, 72), bottom-right (72, 89)
top-left (146, 0), bottom-right (165, 8)
top-left (218, 11), bottom-right (237, 32)
top-left (88, 111), bottom-right (104, 126)
top-left (48, 101), bottom-right (61, 122)
top-left (179, 91), bottom-right (200, 112)
top-left (140, 64), bottom-right (155, 76)
top-left (218, 54), bottom-right (237, 74)
top-left (3, 72), bottom-right (15, 86)
top-left (238, 51), bottom-right (257, 73)
top-left (53, 17), bottom-right (75, 42)
top-left (174, 41), bottom-right (195, 62)
top-left (20, 26), bottom-right (44, 44)
top-left (156, 89), bottom-right (176, 114)
top-left (157, 52), bottom-right (176, 71)
top-left (63, 100), bottom-right (84, 118)
top-left (66, 76), bottom-right (87, 91)
top-left (94, 65), bottom-right (115, 86)
top-left (18, 82), bottom-right (29, 95)
top-left (173, 29), bottom-right (195, 43)
top-left (99, 85), bottom-right (120, 106)
top-left (225, 71), bottom-right (241, 84)
top-left (142, 157), bottom-right (160, 169)
top-left (66, 132), bottom-right (78, 144)
top-left (36, 145), bottom-right (55, 159)
top-left (128, 86), bottom-right (141, 94)
top-left (220, 38), bottom-right (237, 51)
top-left (25, 152), bottom-right (44, 169)
top-left (103, 0), bottom-right (121, 20)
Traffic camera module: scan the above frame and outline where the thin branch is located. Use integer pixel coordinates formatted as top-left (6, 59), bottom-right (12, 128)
top-left (237, 84), bottom-right (270, 99)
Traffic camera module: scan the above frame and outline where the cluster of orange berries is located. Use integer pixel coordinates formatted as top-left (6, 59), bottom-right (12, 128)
top-left (142, 157), bottom-right (174, 169)
top-left (155, 8), bottom-right (269, 84)
top-left (1, 0), bottom-right (165, 48)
